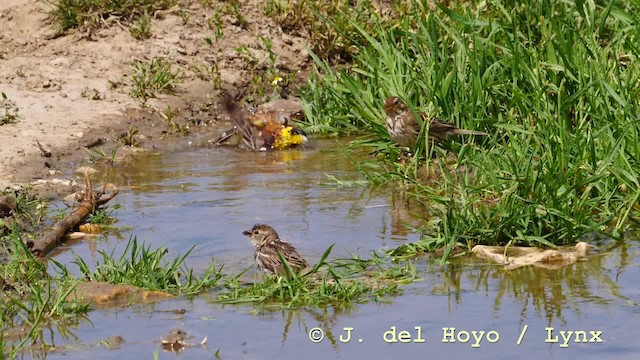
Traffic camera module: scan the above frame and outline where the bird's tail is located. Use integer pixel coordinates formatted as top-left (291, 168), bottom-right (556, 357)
top-left (452, 128), bottom-right (489, 137)
top-left (211, 126), bottom-right (238, 145)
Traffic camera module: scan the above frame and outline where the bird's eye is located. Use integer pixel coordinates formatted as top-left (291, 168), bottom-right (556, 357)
top-left (253, 230), bottom-right (259, 235)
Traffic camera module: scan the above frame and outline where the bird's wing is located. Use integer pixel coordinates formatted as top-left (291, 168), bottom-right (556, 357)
top-left (278, 241), bottom-right (309, 270)
top-left (451, 128), bottom-right (489, 136)
top-left (420, 112), bottom-right (487, 136)
top-left (256, 241), bottom-right (308, 275)
top-left (419, 112), bottom-right (457, 132)
top-left (255, 248), bottom-right (282, 274)
top-left (428, 118), bottom-right (459, 133)
top-left (219, 92), bottom-right (259, 150)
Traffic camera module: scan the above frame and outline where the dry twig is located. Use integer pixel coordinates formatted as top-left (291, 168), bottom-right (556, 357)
top-left (28, 172), bottom-right (118, 257)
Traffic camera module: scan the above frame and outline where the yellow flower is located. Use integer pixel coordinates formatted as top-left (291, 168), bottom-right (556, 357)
top-left (271, 76), bottom-right (283, 86)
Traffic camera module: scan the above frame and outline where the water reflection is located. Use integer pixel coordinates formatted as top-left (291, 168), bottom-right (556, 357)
top-left (38, 141), bottom-right (640, 359)
top-left (6, 315), bottom-right (92, 358)
top-left (52, 140), bottom-right (424, 273)
top-left (430, 239), bottom-right (639, 321)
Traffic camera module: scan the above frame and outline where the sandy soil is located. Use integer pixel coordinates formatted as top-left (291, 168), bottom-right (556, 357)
top-left (0, 0), bottom-right (311, 192)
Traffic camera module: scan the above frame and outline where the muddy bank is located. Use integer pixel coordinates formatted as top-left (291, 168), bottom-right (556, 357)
top-left (0, 0), bottom-right (311, 192)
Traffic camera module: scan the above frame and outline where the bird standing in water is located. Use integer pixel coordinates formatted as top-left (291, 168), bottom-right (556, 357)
top-left (214, 93), bottom-right (308, 151)
top-left (242, 224), bottom-right (309, 275)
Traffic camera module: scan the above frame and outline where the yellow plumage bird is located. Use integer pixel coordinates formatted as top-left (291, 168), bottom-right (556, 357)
top-left (213, 92), bottom-right (308, 151)
top-left (273, 126), bottom-right (308, 150)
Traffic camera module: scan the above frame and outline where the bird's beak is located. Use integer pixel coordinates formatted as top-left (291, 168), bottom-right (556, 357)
top-left (291, 128), bottom-right (309, 144)
top-left (242, 230), bottom-right (251, 236)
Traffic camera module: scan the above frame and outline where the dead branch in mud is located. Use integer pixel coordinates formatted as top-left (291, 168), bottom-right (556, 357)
top-left (28, 172), bottom-right (119, 257)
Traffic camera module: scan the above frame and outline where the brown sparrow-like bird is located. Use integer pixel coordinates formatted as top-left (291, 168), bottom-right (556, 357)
top-left (213, 92), bottom-right (308, 151)
top-left (384, 96), bottom-right (488, 148)
top-left (242, 224), bottom-right (309, 275)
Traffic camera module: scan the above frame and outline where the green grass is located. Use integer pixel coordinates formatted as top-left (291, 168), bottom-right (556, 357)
top-left (46, 0), bottom-right (176, 32)
top-left (130, 58), bottom-right (182, 104)
top-left (1, 230), bottom-right (90, 357)
top-left (86, 145), bottom-right (118, 165)
top-left (299, 0), bottom-right (640, 258)
top-left (0, 195), bottom-right (224, 355)
top-left (0, 193), bottom-right (420, 356)
top-left (129, 13), bottom-right (152, 40)
top-left (68, 236), bottom-right (224, 295)
top-left (0, 233), bottom-right (224, 354)
top-left (80, 87), bottom-right (104, 100)
top-left (117, 125), bottom-right (140, 147)
top-left (263, 0), bottom-right (384, 61)
top-left (1, 189), bottom-right (47, 252)
top-left (62, 237), bottom-right (408, 310)
top-left (1, 92), bottom-right (20, 125)
top-left (80, 204), bottom-right (122, 234)
top-left (161, 106), bottom-right (190, 135)
top-left (217, 246), bottom-right (413, 309)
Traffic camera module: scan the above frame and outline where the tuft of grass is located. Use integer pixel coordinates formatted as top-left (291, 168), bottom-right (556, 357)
top-left (46, 0), bottom-right (176, 32)
top-left (118, 125), bottom-right (140, 147)
top-left (70, 236), bottom-right (224, 295)
top-left (1, 92), bottom-right (20, 125)
top-left (80, 87), bottom-right (103, 100)
top-left (0, 188), bottom-right (47, 246)
top-left (217, 245), bottom-right (409, 308)
top-left (86, 146), bottom-right (118, 165)
top-left (231, 35), bottom-right (298, 103)
top-left (129, 13), bottom-right (152, 40)
top-left (193, 32), bottom-right (224, 90)
top-left (300, 0), bottom-right (640, 258)
top-left (160, 106), bottom-right (190, 135)
top-left (1, 231), bottom-right (90, 356)
top-left (1, 194), bottom-right (227, 354)
top-left (130, 58), bottom-right (182, 104)
top-left (227, 1), bottom-right (249, 30)
top-left (86, 204), bottom-right (119, 226)
top-left (179, 10), bottom-right (189, 25)
top-left (263, 0), bottom-right (384, 62)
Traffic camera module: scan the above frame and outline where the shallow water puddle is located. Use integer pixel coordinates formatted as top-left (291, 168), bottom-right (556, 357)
top-left (45, 141), bottom-right (639, 359)
top-left (52, 140), bottom-right (420, 270)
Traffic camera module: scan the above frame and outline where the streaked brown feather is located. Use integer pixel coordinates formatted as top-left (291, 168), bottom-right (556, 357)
top-left (217, 92), bottom-right (259, 150)
top-left (215, 94), bottom-right (307, 151)
top-left (255, 240), bottom-right (309, 275)
top-left (243, 223), bottom-right (309, 275)
top-left (383, 96), bottom-right (488, 148)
